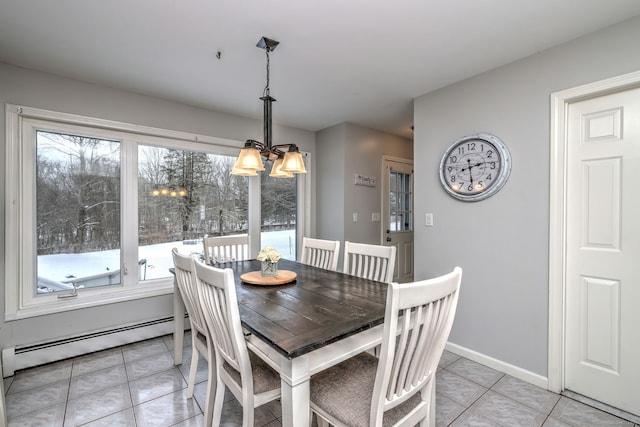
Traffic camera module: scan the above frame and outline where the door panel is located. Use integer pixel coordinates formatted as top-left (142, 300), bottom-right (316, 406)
top-left (565, 87), bottom-right (640, 416)
top-left (382, 158), bottom-right (414, 283)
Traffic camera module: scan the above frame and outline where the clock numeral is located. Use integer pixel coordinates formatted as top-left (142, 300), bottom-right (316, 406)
top-left (457, 182), bottom-right (464, 190)
top-left (489, 161), bottom-right (496, 170)
top-left (449, 155), bottom-right (458, 163)
top-left (477, 181), bottom-right (484, 189)
top-left (486, 149), bottom-right (493, 158)
top-left (450, 175), bottom-right (456, 182)
top-left (487, 173), bottom-right (492, 180)
top-left (467, 184), bottom-right (473, 191)
top-left (467, 142), bottom-right (476, 151)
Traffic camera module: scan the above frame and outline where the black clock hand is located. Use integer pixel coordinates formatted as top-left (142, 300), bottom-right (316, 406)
top-left (467, 159), bottom-right (474, 185)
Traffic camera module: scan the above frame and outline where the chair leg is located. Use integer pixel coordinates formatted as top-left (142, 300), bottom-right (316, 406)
top-left (242, 403), bottom-right (254, 427)
top-left (187, 340), bottom-right (199, 397)
top-left (211, 378), bottom-right (226, 427)
top-left (419, 384), bottom-right (436, 427)
top-left (202, 352), bottom-right (216, 427)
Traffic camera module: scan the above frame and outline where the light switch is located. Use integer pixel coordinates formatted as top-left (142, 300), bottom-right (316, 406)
top-left (353, 212), bottom-right (359, 222)
top-left (425, 213), bottom-right (433, 227)
top-left (371, 212), bottom-right (380, 222)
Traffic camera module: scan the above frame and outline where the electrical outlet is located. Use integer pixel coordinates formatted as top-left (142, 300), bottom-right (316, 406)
top-left (372, 212), bottom-right (380, 222)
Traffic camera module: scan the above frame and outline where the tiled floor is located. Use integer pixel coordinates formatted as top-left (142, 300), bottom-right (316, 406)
top-left (4, 334), bottom-right (638, 427)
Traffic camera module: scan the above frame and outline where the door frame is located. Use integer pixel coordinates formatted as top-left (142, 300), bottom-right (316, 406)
top-left (548, 70), bottom-right (640, 393)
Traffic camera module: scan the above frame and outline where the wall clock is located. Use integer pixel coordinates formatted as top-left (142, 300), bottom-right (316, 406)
top-left (439, 133), bottom-right (511, 202)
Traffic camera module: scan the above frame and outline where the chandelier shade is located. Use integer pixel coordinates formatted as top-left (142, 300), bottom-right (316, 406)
top-left (281, 147), bottom-right (307, 173)
top-left (231, 36), bottom-right (306, 177)
top-left (235, 142), bottom-right (265, 171)
top-left (269, 155), bottom-right (294, 178)
top-left (230, 157), bottom-right (258, 176)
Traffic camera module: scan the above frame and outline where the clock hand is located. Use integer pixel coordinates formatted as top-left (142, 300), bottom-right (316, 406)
top-left (467, 159), bottom-right (474, 185)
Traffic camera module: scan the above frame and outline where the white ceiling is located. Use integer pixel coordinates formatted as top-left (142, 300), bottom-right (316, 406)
top-left (1, 1), bottom-right (640, 139)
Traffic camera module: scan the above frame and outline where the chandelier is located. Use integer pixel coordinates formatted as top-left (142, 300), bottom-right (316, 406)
top-left (231, 37), bottom-right (307, 178)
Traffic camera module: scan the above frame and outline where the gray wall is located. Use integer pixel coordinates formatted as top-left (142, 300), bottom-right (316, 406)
top-left (343, 124), bottom-right (413, 244)
top-left (316, 124), bottom-right (346, 242)
top-left (413, 15), bottom-right (640, 377)
top-left (0, 63), bottom-right (315, 352)
top-left (316, 123), bottom-right (413, 250)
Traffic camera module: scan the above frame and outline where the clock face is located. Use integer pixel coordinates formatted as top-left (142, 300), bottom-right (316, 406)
top-left (439, 133), bottom-right (511, 202)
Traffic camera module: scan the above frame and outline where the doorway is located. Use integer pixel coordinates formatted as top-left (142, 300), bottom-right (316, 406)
top-left (382, 156), bottom-right (414, 283)
top-left (549, 71), bottom-right (640, 417)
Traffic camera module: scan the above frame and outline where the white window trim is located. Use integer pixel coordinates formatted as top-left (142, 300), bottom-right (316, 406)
top-left (4, 104), bottom-right (244, 321)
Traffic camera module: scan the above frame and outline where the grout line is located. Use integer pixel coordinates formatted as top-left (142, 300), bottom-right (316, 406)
top-left (562, 390), bottom-right (640, 425)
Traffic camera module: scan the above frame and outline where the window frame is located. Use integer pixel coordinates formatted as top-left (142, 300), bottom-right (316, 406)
top-left (4, 104), bottom-right (249, 320)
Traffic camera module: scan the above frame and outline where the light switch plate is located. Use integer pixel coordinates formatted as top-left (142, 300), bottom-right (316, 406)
top-left (425, 213), bottom-right (433, 227)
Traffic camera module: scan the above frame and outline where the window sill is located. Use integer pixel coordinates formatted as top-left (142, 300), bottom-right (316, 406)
top-left (5, 278), bottom-right (175, 321)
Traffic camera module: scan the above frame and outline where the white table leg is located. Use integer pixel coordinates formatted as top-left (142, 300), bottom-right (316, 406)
top-left (279, 356), bottom-right (311, 427)
top-left (173, 278), bottom-right (185, 365)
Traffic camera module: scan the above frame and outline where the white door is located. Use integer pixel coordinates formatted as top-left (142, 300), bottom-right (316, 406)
top-left (382, 157), bottom-right (414, 283)
top-left (565, 86), bottom-right (640, 416)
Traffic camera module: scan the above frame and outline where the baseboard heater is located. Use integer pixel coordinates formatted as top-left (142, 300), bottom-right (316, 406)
top-left (2, 315), bottom-right (188, 377)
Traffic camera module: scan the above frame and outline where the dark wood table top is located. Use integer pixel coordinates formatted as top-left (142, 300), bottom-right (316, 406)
top-left (216, 259), bottom-right (388, 359)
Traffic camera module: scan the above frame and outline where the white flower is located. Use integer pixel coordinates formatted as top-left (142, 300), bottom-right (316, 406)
top-left (256, 246), bottom-right (281, 263)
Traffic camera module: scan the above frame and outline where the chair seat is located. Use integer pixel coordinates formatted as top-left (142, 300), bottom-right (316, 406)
top-left (223, 350), bottom-right (281, 394)
top-left (310, 352), bottom-right (422, 427)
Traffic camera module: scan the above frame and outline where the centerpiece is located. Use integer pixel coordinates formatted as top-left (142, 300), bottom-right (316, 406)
top-left (256, 246), bottom-right (281, 277)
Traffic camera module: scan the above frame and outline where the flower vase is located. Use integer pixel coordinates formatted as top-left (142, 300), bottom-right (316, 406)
top-left (261, 261), bottom-right (278, 277)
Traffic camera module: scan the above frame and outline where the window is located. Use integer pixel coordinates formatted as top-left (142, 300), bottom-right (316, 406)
top-left (137, 146), bottom-right (249, 281)
top-left (389, 169), bottom-right (413, 231)
top-left (260, 161), bottom-right (297, 260)
top-left (36, 130), bottom-right (122, 293)
top-left (5, 105), bottom-right (255, 319)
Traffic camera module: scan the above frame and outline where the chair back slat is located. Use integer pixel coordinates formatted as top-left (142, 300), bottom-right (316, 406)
top-left (343, 241), bottom-right (397, 283)
top-left (171, 248), bottom-right (208, 336)
top-left (210, 286), bottom-right (237, 364)
top-left (300, 237), bottom-right (340, 271)
top-left (194, 260), bottom-right (249, 375)
top-left (203, 234), bottom-right (250, 264)
top-left (372, 267), bottom-right (462, 423)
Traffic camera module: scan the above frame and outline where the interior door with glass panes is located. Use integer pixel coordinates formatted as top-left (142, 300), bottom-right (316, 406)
top-left (382, 157), bottom-right (414, 283)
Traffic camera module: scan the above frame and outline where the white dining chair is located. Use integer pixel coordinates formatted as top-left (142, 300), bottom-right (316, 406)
top-left (343, 241), bottom-right (397, 283)
top-left (171, 248), bottom-right (216, 426)
top-left (193, 260), bottom-right (281, 427)
top-left (202, 234), bottom-right (250, 264)
top-left (300, 237), bottom-right (341, 271)
top-left (310, 267), bottom-right (462, 427)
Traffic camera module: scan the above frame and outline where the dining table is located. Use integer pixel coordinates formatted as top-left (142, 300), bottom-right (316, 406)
top-left (173, 258), bottom-right (388, 427)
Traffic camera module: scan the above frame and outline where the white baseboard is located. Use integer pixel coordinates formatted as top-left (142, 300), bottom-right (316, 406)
top-left (445, 342), bottom-right (549, 390)
top-left (2, 316), bottom-right (181, 377)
